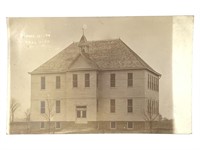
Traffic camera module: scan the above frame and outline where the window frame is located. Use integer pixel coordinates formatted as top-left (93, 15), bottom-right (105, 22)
top-left (127, 122), bottom-right (133, 129)
top-left (55, 122), bottom-right (61, 129)
top-left (127, 99), bottom-right (133, 113)
top-left (40, 101), bottom-right (45, 114)
top-left (97, 99), bottom-right (99, 112)
top-left (110, 99), bottom-right (115, 113)
top-left (148, 74), bottom-right (150, 89)
top-left (110, 121), bottom-right (116, 129)
top-left (56, 100), bottom-right (61, 113)
top-left (110, 73), bottom-right (115, 87)
top-left (127, 73), bottom-right (133, 87)
top-left (56, 76), bottom-right (61, 89)
top-left (85, 73), bottom-right (90, 87)
top-left (73, 74), bottom-right (78, 88)
top-left (40, 122), bottom-right (45, 129)
top-left (41, 76), bottom-right (45, 90)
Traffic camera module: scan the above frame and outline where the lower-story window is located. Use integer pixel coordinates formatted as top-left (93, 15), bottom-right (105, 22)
top-left (40, 122), bottom-right (45, 129)
top-left (127, 122), bottom-right (133, 129)
top-left (55, 122), bottom-right (61, 129)
top-left (110, 122), bottom-right (116, 129)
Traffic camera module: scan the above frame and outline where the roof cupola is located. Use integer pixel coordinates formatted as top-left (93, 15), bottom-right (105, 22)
top-left (78, 27), bottom-right (89, 53)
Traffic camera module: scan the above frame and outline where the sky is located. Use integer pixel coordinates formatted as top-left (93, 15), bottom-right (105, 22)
top-left (9, 17), bottom-right (172, 119)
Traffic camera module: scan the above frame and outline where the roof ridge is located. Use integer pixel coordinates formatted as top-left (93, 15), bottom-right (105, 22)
top-left (73, 38), bottom-right (120, 44)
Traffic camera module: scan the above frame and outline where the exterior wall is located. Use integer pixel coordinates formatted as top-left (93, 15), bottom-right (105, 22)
top-left (144, 70), bottom-right (160, 120)
top-left (97, 98), bottom-right (145, 121)
top-left (30, 73), bottom-right (66, 121)
top-left (65, 98), bottom-right (97, 121)
top-left (144, 70), bottom-right (159, 100)
top-left (30, 69), bottom-right (159, 128)
top-left (97, 70), bottom-right (146, 121)
top-left (31, 73), bottom-right (66, 99)
top-left (66, 71), bottom-right (97, 99)
top-left (98, 70), bottom-right (145, 98)
top-left (98, 121), bottom-right (145, 131)
top-left (66, 71), bottom-right (98, 121)
top-left (30, 99), bottom-right (66, 121)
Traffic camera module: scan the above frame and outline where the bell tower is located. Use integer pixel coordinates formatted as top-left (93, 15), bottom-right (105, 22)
top-left (78, 28), bottom-right (89, 53)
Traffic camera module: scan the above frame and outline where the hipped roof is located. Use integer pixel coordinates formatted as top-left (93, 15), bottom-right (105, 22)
top-left (30, 38), bottom-right (161, 76)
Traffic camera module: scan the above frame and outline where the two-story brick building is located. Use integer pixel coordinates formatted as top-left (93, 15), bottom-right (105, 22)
top-left (29, 34), bottom-right (161, 132)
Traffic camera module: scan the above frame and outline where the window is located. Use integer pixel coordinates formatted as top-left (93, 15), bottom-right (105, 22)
top-left (148, 74), bottom-right (159, 91)
top-left (85, 73), bottom-right (90, 87)
top-left (110, 73), bottom-right (115, 87)
top-left (152, 77), bottom-right (154, 90)
top-left (147, 99), bottom-right (151, 113)
top-left (56, 100), bottom-right (60, 113)
top-left (41, 101), bottom-right (45, 114)
top-left (56, 76), bottom-right (61, 89)
top-left (41, 76), bottom-right (45, 89)
top-left (147, 99), bottom-right (158, 114)
top-left (76, 106), bottom-right (87, 118)
top-left (152, 100), bottom-right (155, 114)
top-left (155, 78), bottom-right (157, 91)
top-left (97, 99), bottom-right (99, 112)
top-left (127, 122), bottom-right (133, 129)
top-left (40, 122), bottom-right (45, 129)
top-left (110, 99), bottom-right (115, 113)
top-left (96, 74), bottom-right (99, 88)
top-left (148, 74), bottom-right (150, 89)
top-left (110, 122), bottom-right (116, 129)
top-left (128, 73), bottom-right (133, 87)
top-left (55, 122), bottom-right (61, 129)
top-left (73, 74), bottom-right (78, 87)
top-left (127, 99), bottom-right (133, 113)
top-left (156, 101), bottom-right (159, 114)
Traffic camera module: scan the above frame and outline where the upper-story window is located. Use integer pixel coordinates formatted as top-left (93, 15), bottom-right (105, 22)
top-left (127, 99), bottom-right (133, 113)
top-left (56, 100), bottom-right (60, 113)
top-left (56, 76), bottom-right (61, 89)
top-left (128, 73), bottom-right (133, 87)
top-left (40, 101), bottom-right (45, 114)
top-left (41, 76), bottom-right (45, 89)
top-left (110, 73), bottom-right (115, 87)
top-left (73, 74), bottom-right (78, 87)
top-left (96, 74), bottom-right (99, 88)
top-left (148, 74), bottom-right (159, 91)
top-left (110, 99), bottom-right (115, 113)
top-left (85, 73), bottom-right (90, 87)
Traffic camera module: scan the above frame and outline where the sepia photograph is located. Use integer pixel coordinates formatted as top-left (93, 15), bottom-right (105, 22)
top-left (8, 16), bottom-right (192, 134)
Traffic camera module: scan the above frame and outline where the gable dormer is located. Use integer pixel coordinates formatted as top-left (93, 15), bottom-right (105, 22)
top-left (68, 53), bottom-right (99, 71)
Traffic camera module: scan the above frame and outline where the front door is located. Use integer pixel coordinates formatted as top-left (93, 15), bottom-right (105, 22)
top-left (76, 105), bottom-right (87, 124)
